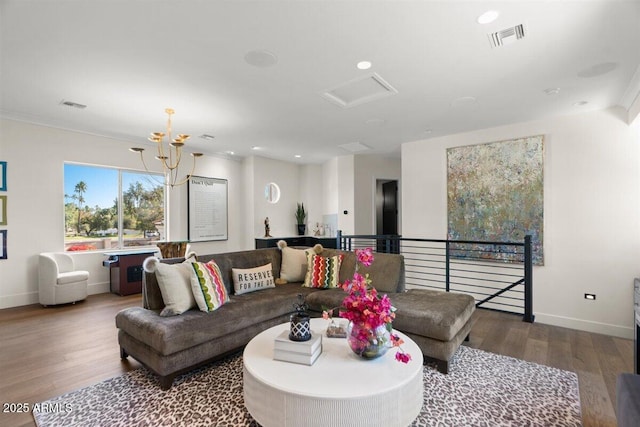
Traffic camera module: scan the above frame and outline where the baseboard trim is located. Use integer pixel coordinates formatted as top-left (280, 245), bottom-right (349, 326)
top-left (0, 292), bottom-right (39, 309)
top-left (535, 312), bottom-right (633, 339)
top-left (0, 281), bottom-right (111, 309)
top-left (88, 281), bottom-right (110, 295)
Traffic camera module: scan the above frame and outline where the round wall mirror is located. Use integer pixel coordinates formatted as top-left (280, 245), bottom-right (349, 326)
top-left (265, 182), bottom-right (281, 204)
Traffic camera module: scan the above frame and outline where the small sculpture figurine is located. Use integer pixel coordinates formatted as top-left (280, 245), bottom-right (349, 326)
top-left (264, 217), bottom-right (272, 237)
top-left (313, 222), bottom-right (321, 236)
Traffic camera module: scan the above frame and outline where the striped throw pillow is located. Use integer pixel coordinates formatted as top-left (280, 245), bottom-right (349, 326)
top-left (189, 260), bottom-right (230, 312)
top-left (303, 254), bottom-right (344, 289)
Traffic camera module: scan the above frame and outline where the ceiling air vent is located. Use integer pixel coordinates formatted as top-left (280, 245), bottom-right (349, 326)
top-left (321, 73), bottom-right (398, 109)
top-left (338, 142), bottom-right (371, 153)
top-left (488, 24), bottom-right (525, 48)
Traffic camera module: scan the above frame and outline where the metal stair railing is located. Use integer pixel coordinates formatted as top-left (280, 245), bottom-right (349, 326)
top-left (336, 231), bottom-right (534, 323)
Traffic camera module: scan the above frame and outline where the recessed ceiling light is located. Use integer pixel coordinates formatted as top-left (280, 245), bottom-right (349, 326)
top-left (199, 134), bottom-right (216, 141)
top-left (294, 154), bottom-right (302, 158)
top-left (365, 118), bottom-right (386, 126)
top-left (226, 151), bottom-right (235, 156)
top-left (252, 146), bottom-right (261, 150)
top-left (423, 129), bottom-right (433, 135)
top-left (357, 61), bottom-right (372, 70)
top-left (244, 50), bottom-right (278, 68)
top-left (477, 10), bottom-right (499, 24)
top-left (451, 96), bottom-right (477, 108)
top-left (544, 88), bottom-right (560, 95)
top-left (573, 101), bottom-right (589, 107)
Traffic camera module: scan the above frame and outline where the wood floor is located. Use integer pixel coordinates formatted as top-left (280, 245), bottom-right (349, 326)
top-left (0, 293), bottom-right (633, 427)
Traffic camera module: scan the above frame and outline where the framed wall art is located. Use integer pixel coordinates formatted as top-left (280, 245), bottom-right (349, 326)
top-left (0, 230), bottom-right (6, 260)
top-left (0, 161), bottom-right (6, 191)
top-left (188, 176), bottom-right (228, 242)
top-left (0, 195), bottom-right (6, 226)
top-left (447, 135), bottom-right (544, 265)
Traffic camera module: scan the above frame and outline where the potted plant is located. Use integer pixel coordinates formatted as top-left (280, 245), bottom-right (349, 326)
top-left (295, 202), bottom-right (307, 235)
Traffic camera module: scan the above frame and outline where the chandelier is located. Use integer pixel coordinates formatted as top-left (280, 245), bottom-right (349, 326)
top-left (130, 108), bottom-right (203, 188)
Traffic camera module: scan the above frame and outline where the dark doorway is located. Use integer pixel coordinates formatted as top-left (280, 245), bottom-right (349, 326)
top-left (382, 181), bottom-right (398, 235)
top-left (376, 180), bottom-right (399, 253)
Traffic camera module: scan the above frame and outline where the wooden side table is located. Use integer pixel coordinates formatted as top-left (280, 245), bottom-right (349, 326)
top-left (103, 250), bottom-right (157, 296)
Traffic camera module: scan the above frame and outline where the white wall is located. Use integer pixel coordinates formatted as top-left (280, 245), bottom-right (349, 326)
top-left (320, 154), bottom-right (401, 236)
top-left (322, 157), bottom-right (339, 216)
top-left (353, 154), bottom-right (401, 235)
top-left (0, 119), bottom-right (246, 308)
top-left (300, 164), bottom-right (324, 233)
top-left (250, 155), bottom-right (302, 238)
top-left (402, 107), bottom-right (640, 338)
top-left (0, 119), bottom-right (407, 309)
top-left (180, 154), bottom-right (247, 256)
top-left (337, 155), bottom-right (355, 235)
top-left (242, 156), bottom-right (256, 249)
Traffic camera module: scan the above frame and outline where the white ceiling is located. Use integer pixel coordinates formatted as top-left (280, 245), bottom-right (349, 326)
top-left (1, 0), bottom-right (640, 164)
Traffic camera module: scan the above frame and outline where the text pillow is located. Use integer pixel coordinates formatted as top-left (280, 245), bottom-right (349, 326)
top-left (190, 260), bottom-right (230, 313)
top-left (232, 263), bottom-right (276, 295)
top-left (303, 254), bottom-right (344, 289)
top-left (154, 259), bottom-right (197, 316)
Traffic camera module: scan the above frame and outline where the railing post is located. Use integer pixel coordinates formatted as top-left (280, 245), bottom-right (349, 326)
top-left (336, 230), bottom-right (342, 250)
top-left (523, 235), bottom-right (535, 323)
top-left (445, 240), bottom-right (451, 292)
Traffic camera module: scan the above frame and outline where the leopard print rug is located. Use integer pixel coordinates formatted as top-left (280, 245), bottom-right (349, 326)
top-left (33, 345), bottom-right (581, 427)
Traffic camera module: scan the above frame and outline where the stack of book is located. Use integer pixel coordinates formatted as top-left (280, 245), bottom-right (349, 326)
top-left (273, 330), bottom-right (322, 365)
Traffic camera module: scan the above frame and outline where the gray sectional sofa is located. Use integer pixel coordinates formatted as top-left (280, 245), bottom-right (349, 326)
top-left (116, 247), bottom-right (476, 389)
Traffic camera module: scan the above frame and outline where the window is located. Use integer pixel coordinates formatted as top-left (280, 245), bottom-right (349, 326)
top-left (64, 163), bottom-right (165, 251)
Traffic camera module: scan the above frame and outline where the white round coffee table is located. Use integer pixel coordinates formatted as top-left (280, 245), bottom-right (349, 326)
top-left (243, 318), bottom-right (423, 427)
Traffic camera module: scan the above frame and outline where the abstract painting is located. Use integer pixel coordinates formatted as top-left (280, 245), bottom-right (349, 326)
top-left (447, 135), bottom-right (544, 265)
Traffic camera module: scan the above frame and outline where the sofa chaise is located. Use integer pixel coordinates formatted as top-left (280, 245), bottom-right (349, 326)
top-left (116, 247), bottom-right (476, 389)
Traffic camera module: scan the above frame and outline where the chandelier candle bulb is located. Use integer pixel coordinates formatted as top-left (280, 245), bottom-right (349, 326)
top-left (130, 108), bottom-right (202, 188)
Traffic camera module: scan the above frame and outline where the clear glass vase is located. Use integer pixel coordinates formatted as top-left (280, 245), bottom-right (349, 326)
top-left (346, 321), bottom-right (390, 359)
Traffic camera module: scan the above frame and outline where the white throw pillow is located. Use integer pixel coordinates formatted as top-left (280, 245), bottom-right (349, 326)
top-left (280, 246), bottom-right (315, 282)
top-left (155, 259), bottom-right (197, 316)
top-left (277, 242), bottom-right (324, 283)
top-left (232, 263), bottom-right (276, 295)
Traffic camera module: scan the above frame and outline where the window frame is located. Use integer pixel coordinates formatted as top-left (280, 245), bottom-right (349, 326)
top-left (63, 162), bottom-right (167, 252)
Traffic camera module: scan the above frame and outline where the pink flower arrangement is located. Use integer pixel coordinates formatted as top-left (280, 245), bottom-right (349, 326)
top-left (323, 248), bottom-right (411, 363)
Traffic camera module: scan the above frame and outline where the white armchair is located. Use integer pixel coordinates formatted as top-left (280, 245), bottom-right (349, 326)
top-left (39, 252), bottom-right (89, 306)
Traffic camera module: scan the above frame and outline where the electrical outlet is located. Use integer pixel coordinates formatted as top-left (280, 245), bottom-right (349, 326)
top-left (584, 293), bottom-right (596, 300)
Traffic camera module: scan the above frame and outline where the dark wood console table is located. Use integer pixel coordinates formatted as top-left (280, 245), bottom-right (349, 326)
top-left (103, 250), bottom-right (157, 296)
top-left (255, 236), bottom-right (338, 249)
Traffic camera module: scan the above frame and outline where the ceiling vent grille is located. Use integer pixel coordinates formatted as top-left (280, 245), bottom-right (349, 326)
top-left (321, 73), bottom-right (398, 108)
top-left (59, 100), bottom-right (87, 109)
top-left (338, 142), bottom-right (371, 153)
top-left (488, 24), bottom-right (525, 48)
